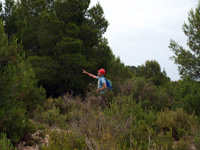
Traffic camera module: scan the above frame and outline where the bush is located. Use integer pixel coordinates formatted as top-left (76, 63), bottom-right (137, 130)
top-left (32, 92), bottom-right (200, 149)
top-left (34, 105), bottom-right (67, 128)
top-left (0, 133), bottom-right (17, 150)
top-left (42, 107), bottom-right (67, 128)
top-left (169, 78), bottom-right (200, 117)
top-left (120, 77), bottom-right (171, 110)
top-left (194, 128), bottom-right (200, 150)
top-left (103, 97), bottom-right (199, 149)
top-left (174, 136), bottom-right (191, 150)
top-left (149, 130), bottom-right (174, 150)
top-left (42, 130), bottom-right (87, 150)
top-left (34, 94), bottom-right (93, 128)
top-left (86, 90), bottom-right (114, 109)
top-left (103, 96), bottom-right (157, 149)
top-left (156, 108), bottom-right (199, 140)
top-left (32, 89), bottom-right (200, 150)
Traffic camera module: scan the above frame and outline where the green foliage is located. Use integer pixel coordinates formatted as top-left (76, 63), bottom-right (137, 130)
top-left (150, 129), bottom-right (174, 150)
top-left (156, 109), bottom-right (198, 140)
top-left (28, 54), bottom-right (89, 98)
top-left (167, 78), bottom-right (200, 117)
top-left (136, 60), bottom-right (170, 86)
top-left (1, 1), bottom-right (200, 149)
top-left (174, 136), bottom-right (191, 150)
top-left (55, 37), bottom-right (82, 55)
top-left (107, 56), bottom-right (133, 95)
top-left (37, 10), bottom-right (64, 56)
top-left (169, 3), bottom-right (200, 80)
top-left (104, 96), bottom-right (157, 149)
top-left (58, 54), bottom-right (89, 96)
top-left (180, 80), bottom-right (200, 117)
top-left (0, 2), bottom-right (2, 14)
top-left (0, 0), bottom-right (122, 97)
top-left (27, 56), bottom-right (59, 97)
top-left (1, 0), bottom-right (18, 39)
top-left (42, 130), bottom-right (87, 150)
top-left (0, 20), bottom-right (46, 143)
top-left (34, 94), bottom-right (91, 124)
top-left (0, 133), bottom-right (17, 150)
top-left (119, 76), bottom-right (171, 110)
top-left (0, 0), bottom-right (134, 99)
top-left (87, 2), bottom-right (109, 35)
top-left (29, 91), bottom-right (200, 149)
top-left (104, 97), bottom-right (199, 149)
top-left (35, 105), bottom-right (67, 128)
top-left (194, 128), bottom-right (200, 149)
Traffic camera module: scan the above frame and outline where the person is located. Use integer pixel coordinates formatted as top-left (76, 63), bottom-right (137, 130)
top-left (82, 68), bottom-right (107, 94)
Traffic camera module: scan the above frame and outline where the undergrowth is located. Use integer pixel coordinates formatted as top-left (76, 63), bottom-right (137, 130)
top-left (36, 92), bottom-right (199, 150)
top-left (17, 77), bottom-right (200, 149)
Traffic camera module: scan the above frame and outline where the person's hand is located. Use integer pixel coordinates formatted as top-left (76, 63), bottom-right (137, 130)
top-left (82, 69), bottom-right (87, 74)
top-left (96, 89), bottom-right (99, 93)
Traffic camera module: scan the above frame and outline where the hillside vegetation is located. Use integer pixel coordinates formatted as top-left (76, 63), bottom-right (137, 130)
top-left (1, 0), bottom-right (200, 149)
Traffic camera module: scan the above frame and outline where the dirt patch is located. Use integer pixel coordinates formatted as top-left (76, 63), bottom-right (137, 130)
top-left (17, 130), bottom-right (49, 150)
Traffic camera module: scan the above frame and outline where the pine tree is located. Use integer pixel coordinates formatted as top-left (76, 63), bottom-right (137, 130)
top-left (169, 3), bottom-right (200, 80)
top-left (0, 21), bottom-right (46, 143)
top-left (1, 0), bottom-right (130, 97)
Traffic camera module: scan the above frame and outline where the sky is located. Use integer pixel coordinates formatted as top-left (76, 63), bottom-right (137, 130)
top-left (90, 0), bottom-right (199, 81)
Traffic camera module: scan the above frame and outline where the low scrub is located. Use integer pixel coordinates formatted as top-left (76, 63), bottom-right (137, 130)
top-left (42, 130), bottom-right (87, 150)
top-left (31, 93), bottom-right (200, 149)
top-left (119, 77), bottom-right (171, 110)
top-left (156, 108), bottom-right (198, 140)
top-left (0, 133), bottom-right (17, 150)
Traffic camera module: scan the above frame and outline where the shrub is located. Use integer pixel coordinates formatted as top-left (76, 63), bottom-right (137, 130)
top-left (85, 127), bottom-right (121, 150)
top-left (149, 130), bottom-right (174, 150)
top-left (120, 77), bottom-right (171, 110)
top-left (170, 78), bottom-right (200, 117)
top-left (86, 90), bottom-right (114, 109)
top-left (174, 136), bottom-right (191, 150)
top-left (0, 133), bottom-right (17, 150)
top-left (34, 94), bottom-right (94, 129)
top-left (41, 94), bottom-right (88, 115)
top-left (103, 96), bottom-right (157, 149)
top-left (34, 105), bottom-right (67, 128)
top-left (194, 127), bottom-right (200, 150)
top-left (103, 97), bottom-right (199, 149)
top-left (34, 90), bottom-right (200, 150)
top-left (42, 130), bottom-right (87, 150)
top-left (156, 108), bottom-right (199, 140)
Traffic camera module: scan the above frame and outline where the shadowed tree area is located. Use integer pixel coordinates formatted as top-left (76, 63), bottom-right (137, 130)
top-left (0, 0), bottom-right (116, 97)
top-left (0, 21), bottom-right (46, 143)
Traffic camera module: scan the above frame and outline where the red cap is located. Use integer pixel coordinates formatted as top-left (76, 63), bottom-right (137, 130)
top-left (98, 68), bottom-right (106, 75)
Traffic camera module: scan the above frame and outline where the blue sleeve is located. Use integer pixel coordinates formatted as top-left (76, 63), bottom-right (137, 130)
top-left (101, 78), bottom-right (106, 84)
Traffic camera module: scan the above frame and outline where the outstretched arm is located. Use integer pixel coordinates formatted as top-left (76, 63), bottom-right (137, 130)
top-left (82, 69), bottom-right (97, 79)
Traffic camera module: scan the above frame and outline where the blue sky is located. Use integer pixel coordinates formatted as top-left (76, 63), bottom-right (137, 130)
top-left (90, 0), bottom-right (198, 81)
